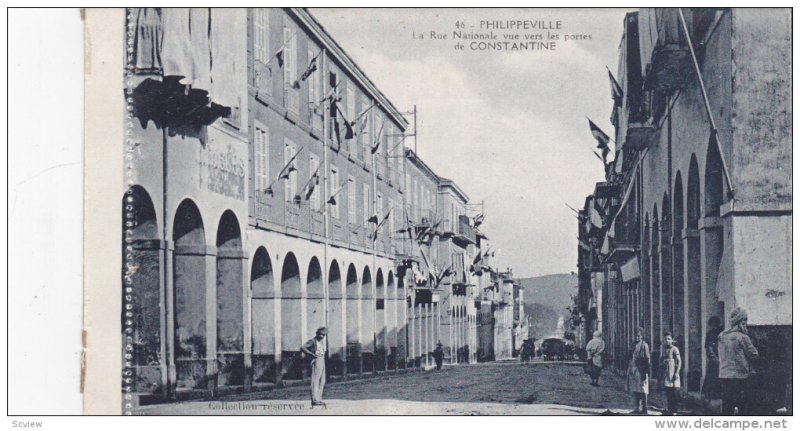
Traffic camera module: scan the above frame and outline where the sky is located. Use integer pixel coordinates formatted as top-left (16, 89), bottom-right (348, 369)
top-left (310, 8), bottom-right (632, 277)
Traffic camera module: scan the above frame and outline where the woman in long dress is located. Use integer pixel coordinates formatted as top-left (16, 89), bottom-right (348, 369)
top-left (626, 327), bottom-right (650, 414)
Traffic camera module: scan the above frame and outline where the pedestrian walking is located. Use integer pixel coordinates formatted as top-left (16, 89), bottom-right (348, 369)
top-left (301, 327), bottom-right (328, 407)
top-left (626, 327), bottom-right (650, 414)
top-left (433, 341), bottom-right (444, 370)
top-left (659, 331), bottom-right (682, 415)
top-left (585, 330), bottom-right (605, 386)
top-left (702, 316), bottom-right (723, 400)
top-left (718, 307), bottom-right (759, 415)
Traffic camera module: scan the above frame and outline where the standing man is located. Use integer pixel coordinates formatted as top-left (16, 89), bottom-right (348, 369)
top-left (433, 341), bottom-right (444, 370)
top-left (301, 327), bottom-right (328, 407)
top-left (718, 307), bottom-right (759, 415)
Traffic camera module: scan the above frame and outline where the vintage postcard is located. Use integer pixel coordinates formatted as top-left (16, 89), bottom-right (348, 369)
top-left (82, 7), bottom-right (793, 416)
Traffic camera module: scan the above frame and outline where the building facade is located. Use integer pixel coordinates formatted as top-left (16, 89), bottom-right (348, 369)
top-left (576, 8), bottom-right (791, 413)
top-left (124, 7), bottom-right (517, 402)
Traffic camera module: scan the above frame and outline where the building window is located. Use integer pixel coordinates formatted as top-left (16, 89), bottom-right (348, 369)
top-left (308, 46), bottom-right (323, 129)
top-left (346, 83), bottom-right (356, 156)
top-left (282, 19), bottom-right (298, 114)
top-left (309, 153), bottom-right (320, 210)
top-left (362, 184), bottom-right (371, 227)
top-left (284, 139), bottom-right (298, 202)
top-left (328, 71), bottom-right (339, 143)
top-left (254, 125), bottom-right (269, 194)
top-left (330, 164), bottom-right (340, 219)
top-left (253, 8), bottom-right (271, 93)
top-left (360, 96), bottom-right (371, 161)
top-left (384, 122), bottom-right (392, 181)
top-left (347, 176), bottom-right (356, 225)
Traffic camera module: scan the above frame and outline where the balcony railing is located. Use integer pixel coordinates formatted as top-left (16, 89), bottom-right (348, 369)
top-left (453, 215), bottom-right (477, 247)
top-left (639, 8), bottom-right (693, 91)
top-left (410, 208), bottom-right (436, 226)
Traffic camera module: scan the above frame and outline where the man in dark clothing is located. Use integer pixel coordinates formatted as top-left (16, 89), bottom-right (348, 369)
top-left (433, 342), bottom-right (444, 370)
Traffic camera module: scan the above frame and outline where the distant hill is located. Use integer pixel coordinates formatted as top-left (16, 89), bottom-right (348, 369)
top-left (518, 273), bottom-right (578, 341)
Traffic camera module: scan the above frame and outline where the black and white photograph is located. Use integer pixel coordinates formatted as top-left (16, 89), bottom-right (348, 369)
top-left (6, 6), bottom-right (795, 421)
top-left (118, 7), bottom-right (793, 416)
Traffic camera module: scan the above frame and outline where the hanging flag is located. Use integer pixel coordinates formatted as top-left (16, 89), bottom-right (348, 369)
top-left (367, 214), bottom-right (379, 224)
top-left (370, 207), bottom-right (393, 240)
top-left (292, 50), bottom-right (322, 89)
top-left (469, 252), bottom-right (483, 274)
top-left (370, 120), bottom-right (386, 154)
top-left (296, 163), bottom-right (322, 201)
top-left (334, 103), bottom-right (356, 139)
top-left (326, 182), bottom-right (345, 206)
top-left (351, 101), bottom-right (376, 139)
top-left (300, 50), bottom-right (321, 82)
top-left (275, 49), bottom-right (284, 68)
top-left (472, 252), bottom-right (483, 265)
top-left (434, 264), bottom-right (453, 288)
top-left (265, 146), bottom-right (303, 196)
top-left (607, 68), bottom-right (623, 103)
top-left (473, 213), bottom-right (485, 227)
top-left (588, 118), bottom-right (610, 150)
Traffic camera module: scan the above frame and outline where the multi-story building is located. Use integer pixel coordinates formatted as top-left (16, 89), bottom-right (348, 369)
top-left (576, 8), bottom-right (791, 413)
top-left (435, 178), bottom-right (481, 364)
top-left (124, 7), bottom-right (512, 402)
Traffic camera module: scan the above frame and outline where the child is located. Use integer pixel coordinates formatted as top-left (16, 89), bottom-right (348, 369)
top-left (660, 331), bottom-right (682, 415)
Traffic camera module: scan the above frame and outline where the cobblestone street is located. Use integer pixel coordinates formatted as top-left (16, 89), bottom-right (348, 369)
top-left (138, 361), bottom-right (694, 415)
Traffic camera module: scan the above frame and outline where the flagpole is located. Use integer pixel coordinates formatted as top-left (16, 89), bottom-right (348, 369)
top-left (321, 48), bottom-right (330, 356)
top-left (369, 98), bottom-right (379, 373)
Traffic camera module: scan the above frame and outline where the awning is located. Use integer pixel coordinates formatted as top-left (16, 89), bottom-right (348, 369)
top-left (620, 257), bottom-right (641, 282)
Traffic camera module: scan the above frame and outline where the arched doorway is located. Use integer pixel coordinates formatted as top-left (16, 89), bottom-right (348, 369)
top-left (345, 264), bottom-right (361, 374)
top-left (216, 210), bottom-right (245, 386)
top-left (672, 174), bottom-right (686, 387)
top-left (375, 269), bottom-right (386, 371)
top-left (122, 186), bottom-right (163, 393)
top-left (643, 214), bottom-right (652, 346)
top-left (361, 266), bottom-right (375, 372)
top-left (661, 193), bottom-right (673, 336)
top-left (703, 142), bottom-right (726, 332)
top-left (386, 271), bottom-right (398, 369)
top-left (306, 257), bottom-right (324, 340)
top-left (650, 204), bottom-right (661, 349)
top-left (280, 252), bottom-right (303, 380)
top-left (172, 199), bottom-right (207, 389)
top-left (395, 271), bottom-right (408, 369)
top-left (250, 247), bottom-right (276, 384)
top-left (686, 155), bottom-right (703, 391)
top-left (327, 260), bottom-right (345, 376)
